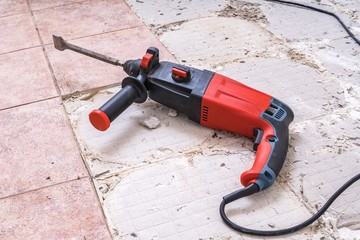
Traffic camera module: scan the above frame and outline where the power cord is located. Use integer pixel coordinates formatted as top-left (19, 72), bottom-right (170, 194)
top-left (219, 0), bottom-right (359, 236)
top-left (265, 0), bottom-right (360, 46)
top-left (220, 173), bottom-right (360, 236)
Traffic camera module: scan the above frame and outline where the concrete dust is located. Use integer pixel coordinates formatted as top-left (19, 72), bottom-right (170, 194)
top-left (337, 228), bottom-right (360, 240)
top-left (337, 214), bottom-right (360, 230)
top-left (79, 90), bottom-right (100, 101)
top-left (218, 0), bottom-right (268, 23)
top-left (126, 0), bottom-right (226, 26)
top-left (63, 87), bottom-right (117, 129)
top-left (286, 48), bottom-right (322, 70)
top-left (168, 109), bottom-right (178, 117)
top-left (151, 20), bottom-right (188, 36)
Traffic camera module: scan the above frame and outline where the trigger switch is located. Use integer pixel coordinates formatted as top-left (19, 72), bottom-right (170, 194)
top-left (253, 128), bottom-right (264, 151)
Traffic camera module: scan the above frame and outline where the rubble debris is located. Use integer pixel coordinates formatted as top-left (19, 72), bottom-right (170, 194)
top-left (168, 108), bottom-right (178, 117)
top-left (139, 116), bottom-right (161, 129)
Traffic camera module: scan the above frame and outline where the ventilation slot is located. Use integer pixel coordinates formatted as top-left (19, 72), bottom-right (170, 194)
top-left (202, 106), bottom-right (209, 122)
top-left (274, 108), bottom-right (285, 119)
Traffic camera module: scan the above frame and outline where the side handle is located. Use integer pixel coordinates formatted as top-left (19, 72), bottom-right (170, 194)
top-left (89, 77), bottom-right (147, 131)
top-left (241, 99), bottom-right (294, 191)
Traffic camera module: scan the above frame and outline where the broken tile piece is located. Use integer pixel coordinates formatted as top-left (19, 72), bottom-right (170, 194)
top-left (168, 109), bottom-right (178, 117)
top-left (139, 116), bottom-right (161, 129)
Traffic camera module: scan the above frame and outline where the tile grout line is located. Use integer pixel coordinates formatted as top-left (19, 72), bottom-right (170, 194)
top-left (0, 75), bottom-right (121, 114)
top-left (0, 10), bottom-right (30, 19)
top-left (0, 0), bottom-right (90, 19)
top-left (0, 96), bottom-right (59, 112)
top-left (0, 81), bottom-right (126, 112)
top-left (25, 0), bottom-right (114, 237)
top-left (61, 82), bottom-right (122, 100)
top-left (30, 0), bottom-right (89, 13)
top-left (57, 24), bottom-right (144, 42)
top-left (0, 25), bottom-right (143, 57)
top-left (0, 176), bottom-right (90, 201)
top-left (0, 44), bottom-right (43, 56)
top-left (25, 0), bottom-right (62, 97)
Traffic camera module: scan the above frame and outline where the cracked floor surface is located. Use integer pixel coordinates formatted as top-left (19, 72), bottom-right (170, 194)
top-left (1, 0), bottom-right (360, 239)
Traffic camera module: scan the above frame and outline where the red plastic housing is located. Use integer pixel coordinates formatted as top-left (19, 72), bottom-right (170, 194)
top-left (200, 73), bottom-right (275, 187)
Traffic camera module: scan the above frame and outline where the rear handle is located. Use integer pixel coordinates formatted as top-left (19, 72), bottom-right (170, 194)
top-left (241, 99), bottom-right (294, 190)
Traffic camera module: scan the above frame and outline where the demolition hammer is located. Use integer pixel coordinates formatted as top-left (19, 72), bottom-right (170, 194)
top-left (53, 35), bottom-right (360, 236)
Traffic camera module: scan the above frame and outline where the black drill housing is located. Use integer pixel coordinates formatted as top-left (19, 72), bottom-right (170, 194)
top-left (99, 47), bottom-right (215, 126)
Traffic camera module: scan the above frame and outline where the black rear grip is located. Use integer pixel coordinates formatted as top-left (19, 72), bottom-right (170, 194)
top-left (252, 98), bottom-right (294, 190)
top-left (262, 98), bottom-right (294, 177)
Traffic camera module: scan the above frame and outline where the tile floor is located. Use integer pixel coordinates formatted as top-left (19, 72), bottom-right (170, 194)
top-left (0, 0), bottom-right (169, 238)
top-left (1, 0), bottom-right (359, 239)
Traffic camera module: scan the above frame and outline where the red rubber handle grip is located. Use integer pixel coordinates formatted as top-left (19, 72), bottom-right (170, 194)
top-left (200, 74), bottom-right (294, 191)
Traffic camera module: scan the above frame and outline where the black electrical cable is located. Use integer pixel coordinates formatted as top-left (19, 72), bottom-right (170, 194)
top-left (220, 173), bottom-right (360, 236)
top-left (219, 0), bottom-right (360, 236)
top-left (265, 0), bottom-right (360, 46)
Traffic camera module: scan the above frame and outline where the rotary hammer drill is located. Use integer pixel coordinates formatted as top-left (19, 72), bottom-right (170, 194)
top-left (53, 35), bottom-right (294, 234)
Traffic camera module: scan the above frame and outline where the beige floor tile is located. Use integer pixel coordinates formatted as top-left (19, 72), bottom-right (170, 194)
top-left (0, 177), bottom-right (111, 240)
top-left (29, 0), bottom-right (86, 11)
top-left (33, 0), bottom-right (143, 44)
top-left (0, 0), bottom-right (28, 17)
top-left (0, 12), bottom-right (40, 54)
top-left (0, 47), bottom-right (58, 109)
top-left (0, 98), bottom-right (88, 198)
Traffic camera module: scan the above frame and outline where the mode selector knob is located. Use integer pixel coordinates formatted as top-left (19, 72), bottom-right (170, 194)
top-left (172, 66), bottom-right (191, 82)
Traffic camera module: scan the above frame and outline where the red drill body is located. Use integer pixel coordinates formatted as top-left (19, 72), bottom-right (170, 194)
top-left (88, 49), bottom-right (294, 191)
